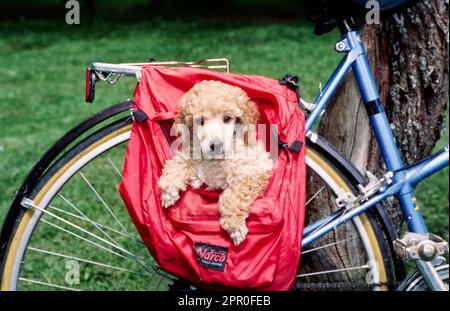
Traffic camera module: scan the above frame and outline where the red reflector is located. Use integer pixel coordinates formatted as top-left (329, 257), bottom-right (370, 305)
top-left (85, 67), bottom-right (94, 103)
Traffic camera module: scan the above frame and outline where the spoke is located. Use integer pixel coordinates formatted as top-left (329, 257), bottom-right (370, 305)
top-left (56, 194), bottom-right (122, 248)
top-left (154, 275), bottom-right (166, 290)
top-left (40, 219), bottom-right (137, 263)
top-left (19, 277), bottom-right (82, 291)
top-left (48, 204), bottom-right (136, 241)
top-left (105, 152), bottom-right (123, 178)
top-left (79, 170), bottom-right (129, 235)
top-left (40, 218), bottom-right (156, 277)
top-left (57, 193), bottom-right (142, 244)
top-left (30, 202), bottom-right (138, 259)
top-left (27, 247), bottom-right (146, 276)
top-left (296, 265), bottom-right (370, 278)
top-left (306, 186), bottom-right (326, 206)
top-left (301, 236), bottom-right (359, 255)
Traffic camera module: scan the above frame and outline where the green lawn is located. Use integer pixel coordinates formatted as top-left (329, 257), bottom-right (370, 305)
top-left (0, 17), bottom-right (341, 222)
top-left (416, 110), bottom-right (449, 241)
top-left (0, 15), bottom-right (448, 290)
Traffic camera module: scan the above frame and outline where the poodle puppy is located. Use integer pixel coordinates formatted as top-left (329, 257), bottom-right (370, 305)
top-left (158, 80), bottom-right (273, 246)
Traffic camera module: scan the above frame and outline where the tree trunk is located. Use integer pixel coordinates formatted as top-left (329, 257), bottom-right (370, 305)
top-left (299, 0), bottom-right (448, 288)
top-left (319, 0), bottom-right (448, 230)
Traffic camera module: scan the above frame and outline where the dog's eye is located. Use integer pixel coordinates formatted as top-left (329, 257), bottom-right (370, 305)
top-left (223, 116), bottom-right (233, 123)
top-left (195, 117), bottom-right (204, 126)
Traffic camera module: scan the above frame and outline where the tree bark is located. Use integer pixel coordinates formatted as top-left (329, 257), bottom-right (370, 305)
top-left (299, 0), bottom-right (448, 288)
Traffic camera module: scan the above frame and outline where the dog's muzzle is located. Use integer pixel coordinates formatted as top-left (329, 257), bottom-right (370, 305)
top-left (209, 139), bottom-right (223, 154)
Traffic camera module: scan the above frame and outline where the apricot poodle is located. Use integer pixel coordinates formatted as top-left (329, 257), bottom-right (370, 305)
top-left (158, 80), bottom-right (273, 245)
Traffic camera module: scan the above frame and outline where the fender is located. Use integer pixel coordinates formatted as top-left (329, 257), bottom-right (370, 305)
top-left (306, 132), bottom-right (406, 281)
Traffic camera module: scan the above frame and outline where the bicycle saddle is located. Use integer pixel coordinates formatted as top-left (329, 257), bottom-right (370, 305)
top-left (307, 0), bottom-right (417, 35)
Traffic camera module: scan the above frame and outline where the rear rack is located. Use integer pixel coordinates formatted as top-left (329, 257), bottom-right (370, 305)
top-left (85, 58), bottom-right (230, 103)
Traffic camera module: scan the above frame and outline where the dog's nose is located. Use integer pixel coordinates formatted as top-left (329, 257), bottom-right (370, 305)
top-left (209, 139), bottom-right (223, 153)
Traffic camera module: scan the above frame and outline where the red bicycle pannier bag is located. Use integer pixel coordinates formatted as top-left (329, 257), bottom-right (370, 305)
top-left (119, 66), bottom-right (306, 290)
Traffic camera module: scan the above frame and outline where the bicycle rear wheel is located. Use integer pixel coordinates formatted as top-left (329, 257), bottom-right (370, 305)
top-left (0, 102), bottom-right (401, 291)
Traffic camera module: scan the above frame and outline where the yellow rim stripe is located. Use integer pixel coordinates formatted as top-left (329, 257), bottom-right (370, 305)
top-left (306, 149), bottom-right (388, 290)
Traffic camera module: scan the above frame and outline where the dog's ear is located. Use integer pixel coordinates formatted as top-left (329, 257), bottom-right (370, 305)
top-left (239, 97), bottom-right (259, 127)
top-left (174, 112), bottom-right (185, 127)
top-left (177, 86), bottom-right (200, 128)
top-left (237, 97), bottom-right (259, 147)
top-left (173, 90), bottom-right (193, 155)
top-left (170, 112), bottom-right (186, 155)
top-left (173, 111), bottom-right (188, 140)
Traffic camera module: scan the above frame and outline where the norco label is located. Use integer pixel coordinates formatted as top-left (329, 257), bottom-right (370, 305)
top-left (194, 243), bottom-right (228, 271)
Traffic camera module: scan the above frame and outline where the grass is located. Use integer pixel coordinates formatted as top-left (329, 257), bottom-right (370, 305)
top-left (416, 110), bottom-right (449, 241)
top-left (0, 17), bottom-right (341, 221)
top-left (0, 16), bottom-right (342, 290)
top-left (0, 14), bottom-right (448, 290)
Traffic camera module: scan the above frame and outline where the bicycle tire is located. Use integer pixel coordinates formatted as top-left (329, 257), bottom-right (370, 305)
top-left (0, 102), bottom-right (403, 291)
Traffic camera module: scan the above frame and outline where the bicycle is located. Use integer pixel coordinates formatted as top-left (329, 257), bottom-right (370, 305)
top-left (0, 1), bottom-right (448, 291)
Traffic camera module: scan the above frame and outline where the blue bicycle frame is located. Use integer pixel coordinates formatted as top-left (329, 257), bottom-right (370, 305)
top-left (302, 30), bottom-right (449, 248)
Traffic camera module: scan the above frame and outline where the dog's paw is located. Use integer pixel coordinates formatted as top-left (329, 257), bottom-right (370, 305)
top-left (229, 224), bottom-right (248, 246)
top-left (161, 187), bottom-right (180, 208)
top-left (190, 178), bottom-right (203, 190)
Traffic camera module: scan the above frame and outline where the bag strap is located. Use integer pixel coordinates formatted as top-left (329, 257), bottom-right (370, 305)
top-left (270, 125), bottom-right (303, 162)
top-left (134, 109), bottom-right (304, 160)
top-left (132, 109), bottom-right (179, 123)
top-left (278, 74), bottom-right (301, 103)
top-left (132, 109), bottom-right (148, 123)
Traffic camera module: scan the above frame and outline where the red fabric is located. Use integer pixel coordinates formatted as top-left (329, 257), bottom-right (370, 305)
top-left (119, 66), bottom-right (306, 290)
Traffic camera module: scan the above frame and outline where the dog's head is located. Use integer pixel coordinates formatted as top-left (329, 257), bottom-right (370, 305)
top-left (174, 80), bottom-right (258, 159)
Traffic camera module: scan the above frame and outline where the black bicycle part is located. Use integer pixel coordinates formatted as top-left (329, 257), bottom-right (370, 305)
top-left (306, 0), bottom-right (418, 36)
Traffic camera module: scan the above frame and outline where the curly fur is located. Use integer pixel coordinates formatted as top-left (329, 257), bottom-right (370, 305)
top-left (158, 80), bottom-right (273, 246)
